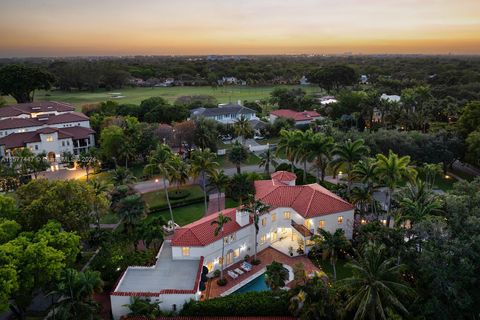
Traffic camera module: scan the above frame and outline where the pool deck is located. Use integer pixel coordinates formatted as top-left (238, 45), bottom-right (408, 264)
top-left (204, 247), bottom-right (320, 299)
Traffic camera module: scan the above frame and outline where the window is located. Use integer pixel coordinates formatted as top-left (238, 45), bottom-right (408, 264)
top-left (182, 247), bottom-right (190, 256)
top-left (319, 220), bottom-right (326, 228)
top-left (270, 230), bottom-right (277, 242)
top-left (259, 234), bottom-right (266, 245)
top-left (337, 216), bottom-right (343, 225)
top-left (284, 211), bottom-right (291, 220)
top-left (46, 136), bottom-right (53, 142)
top-left (262, 217), bottom-right (267, 227)
top-left (62, 141), bottom-right (65, 147)
top-left (35, 145), bottom-right (38, 150)
top-left (271, 213), bottom-right (276, 222)
top-left (233, 248), bottom-right (240, 258)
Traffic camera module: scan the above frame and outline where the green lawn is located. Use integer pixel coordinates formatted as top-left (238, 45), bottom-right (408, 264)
top-left (225, 197), bottom-right (240, 209)
top-left (142, 185), bottom-right (204, 210)
top-left (145, 202), bottom-right (205, 226)
top-left (2, 85), bottom-right (319, 109)
top-left (314, 258), bottom-right (352, 281)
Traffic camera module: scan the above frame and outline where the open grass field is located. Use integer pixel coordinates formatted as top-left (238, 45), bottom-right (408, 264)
top-left (1, 85), bottom-right (320, 109)
top-left (145, 202), bottom-right (205, 226)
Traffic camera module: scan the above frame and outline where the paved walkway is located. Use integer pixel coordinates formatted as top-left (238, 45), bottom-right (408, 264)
top-left (207, 193), bottom-right (225, 215)
top-left (205, 247), bottom-right (320, 299)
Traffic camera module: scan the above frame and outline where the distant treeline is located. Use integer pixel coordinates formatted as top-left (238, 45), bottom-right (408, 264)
top-left (1, 55), bottom-right (480, 101)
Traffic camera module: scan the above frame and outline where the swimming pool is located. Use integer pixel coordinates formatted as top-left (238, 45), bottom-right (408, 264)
top-left (233, 273), bottom-right (270, 294)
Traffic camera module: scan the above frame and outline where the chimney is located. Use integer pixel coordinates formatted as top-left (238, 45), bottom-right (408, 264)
top-left (237, 100), bottom-right (242, 106)
top-left (236, 209), bottom-right (249, 227)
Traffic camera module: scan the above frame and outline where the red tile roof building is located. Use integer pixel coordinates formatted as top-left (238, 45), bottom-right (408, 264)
top-left (269, 109), bottom-right (322, 125)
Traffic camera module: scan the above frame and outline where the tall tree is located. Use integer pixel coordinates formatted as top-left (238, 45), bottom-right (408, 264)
top-left (331, 139), bottom-right (369, 195)
top-left (374, 150), bottom-right (416, 219)
top-left (233, 115), bottom-right (253, 145)
top-left (207, 170), bottom-right (230, 212)
top-left (338, 243), bottom-right (414, 320)
top-left (78, 148), bottom-right (99, 182)
top-left (245, 197), bottom-right (270, 263)
top-left (228, 141), bottom-right (249, 174)
top-left (314, 228), bottom-right (350, 282)
top-left (49, 268), bottom-right (103, 320)
top-left (144, 144), bottom-right (175, 226)
top-left (211, 213), bottom-right (232, 282)
top-left (190, 148), bottom-right (219, 215)
top-left (116, 193), bottom-right (146, 249)
top-left (0, 65), bottom-right (55, 103)
top-left (258, 147), bottom-right (277, 176)
top-left (307, 132), bottom-right (334, 183)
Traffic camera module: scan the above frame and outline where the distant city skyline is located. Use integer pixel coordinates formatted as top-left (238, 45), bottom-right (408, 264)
top-left (1, 0), bottom-right (480, 57)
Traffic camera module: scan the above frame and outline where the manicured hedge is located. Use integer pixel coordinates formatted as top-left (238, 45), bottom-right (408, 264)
top-left (180, 291), bottom-right (291, 316)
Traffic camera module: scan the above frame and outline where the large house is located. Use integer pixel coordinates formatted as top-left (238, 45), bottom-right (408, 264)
top-left (110, 171), bottom-right (354, 319)
top-left (0, 101), bottom-right (95, 162)
top-left (190, 102), bottom-right (259, 125)
top-left (269, 109), bottom-right (322, 126)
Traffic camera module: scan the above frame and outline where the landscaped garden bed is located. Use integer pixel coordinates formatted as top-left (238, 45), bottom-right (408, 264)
top-left (142, 185), bottom-right (205, 212)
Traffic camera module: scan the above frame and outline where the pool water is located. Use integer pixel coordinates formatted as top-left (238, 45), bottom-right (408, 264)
top-left (233, 273), bottom-right (270, 294)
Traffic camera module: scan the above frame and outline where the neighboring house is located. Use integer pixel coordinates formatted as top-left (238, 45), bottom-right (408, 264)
top-left (110, 172), bottom-right (354, 319)
top-left (315, 95), bottom-right (338, 105)
top-left (269, 109), bottom-right (322, 126)
top-left (0, 101), bottom-right (95, 162)
top-left (190, 102), bottom-right (259, 125)
top-left (299, 75), bottom-right (310, 85)
top-left (217, 77), bottom-right (246, 86)
top-left (360, 74), bottom-right (368, 84)
top-left (380, 93), bottom-right (401, 103)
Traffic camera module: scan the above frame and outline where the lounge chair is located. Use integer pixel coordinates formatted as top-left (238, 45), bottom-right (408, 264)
top-left (234, 268), bottom-right (244, 275)
top-left (241, 262), bottom-right (252, 272)
top-left (228, 270), bottom-right (238, 279)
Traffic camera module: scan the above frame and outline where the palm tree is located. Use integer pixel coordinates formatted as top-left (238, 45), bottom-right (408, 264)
top-left (293, 129), bottom-right (315, 183)
top-left (144, 144), bottom-right (175, 226)
top-left (374, 150), bottom-right (417, 220)
top-left (350, 186), bottom-right (372, 217)
top-left (265, 261), bottom-right (289, 291)
top-left (245, 197), bottom-right (270, 263)
top-left (137, 216), bottom-right (165, 251)
top-left (228, 141), bottom-right (249, 174)
top-left (190, 148), bottom-right (219, 215)
top-left (352, 158), bottom-right (378, 215)
top-left (49, 268), bottom-right (103, 320)
top-left (277, 129), bottom-right (298, 171)
top-left (338, 243), bottom-right (415, 320)
top-left (395, 179), bottom-right (442, 227)
top-left (331, 139), bottom-right (369, 195)
top-left (111, 167), bottom-right (136, 186)
top-left (234, 114), bottom-right (252, 145)
top-left (88, 179), bottom-right (109, 229)
top-left (258, 146), bottom-right (277, 175)
top-left (207, 170), bottom-right (230, 211)
top-left (124, 297), bottom-right (162, 319)
top-left (118, 140), bottom-right (136, 169)
top-left (78, 149), bottom-right (99, 182)
top-left (314, 228), bottom-right (350, 282)
top-left (305, 132), bottom-right (334, 183)
top-left (168, 155), bottom-right (190, 192)
top-left (211, 213), bottom-right (232, 281)
top-left (116, 194), bottom-right (146, 248)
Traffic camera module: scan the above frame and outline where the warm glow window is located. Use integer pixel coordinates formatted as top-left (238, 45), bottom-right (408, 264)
top-left (337, 216), bottom-right (343, 224)
top-left (271, 213), bottom-right (276, 222)
top-left (182, 247), bottom-right (190, 256)
top-left (319, 220), bottom-right (326, 228)
top-left (284, 211), bottom-right (291, 220)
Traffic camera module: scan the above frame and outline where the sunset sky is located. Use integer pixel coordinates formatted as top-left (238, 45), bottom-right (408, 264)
top-left (1, 0), bottom-right (480, 57)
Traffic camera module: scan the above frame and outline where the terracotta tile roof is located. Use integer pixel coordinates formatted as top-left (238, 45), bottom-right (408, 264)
top-left (271, 171), bottom-right (297, 182)
top-left (254, 180), bottom-right (353, 218)
top-left (0, 112), bottom-right (89, 130)
top-left (0, 126), bottom-right (95, 149)
top-left (172, 208), bottom-right (251, 247)
top-left (270, 109), bottom-right (321, 122)
top-left (0, 101), bottom-right (75, 118)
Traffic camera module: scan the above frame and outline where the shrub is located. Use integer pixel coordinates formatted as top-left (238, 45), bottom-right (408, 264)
top-left (181, 291), bottom-right (291, 316)
top-left (168, 189), bottom-right (191, 200)
top-left (217, 278), bottom-right (227, 286)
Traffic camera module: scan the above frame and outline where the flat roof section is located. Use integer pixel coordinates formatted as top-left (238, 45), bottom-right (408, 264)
top-left (114, 241), bottom-right (201, 293)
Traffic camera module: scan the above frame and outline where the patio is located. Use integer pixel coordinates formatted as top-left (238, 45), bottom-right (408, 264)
top-left (204, 247), bottom-right (321, 299)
